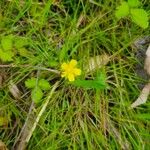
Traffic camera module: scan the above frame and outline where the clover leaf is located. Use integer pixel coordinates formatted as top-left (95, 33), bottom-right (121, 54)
top-left (25, 78), bottom-right (51, 103)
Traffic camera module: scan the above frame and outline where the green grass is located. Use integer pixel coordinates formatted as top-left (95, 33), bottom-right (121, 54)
top-left (0, 0), bottom-right (150, 149)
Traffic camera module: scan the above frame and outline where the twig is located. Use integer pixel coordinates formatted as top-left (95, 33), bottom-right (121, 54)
top-left (0, 64), bottom-right (17, 67)
top-left (34, 67), bottom-right (60, 74)
top-left (0, 64), bottom-right (60, 74)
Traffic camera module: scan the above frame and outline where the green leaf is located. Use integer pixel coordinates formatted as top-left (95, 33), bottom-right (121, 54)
top-left (1, 35), bottom-right (13, 51)
top-left (0, 49), bottom-right (14, 62)
top-left (25, 78), bottom-right (37, 89)
top-left (73, 79), bottom-right (106, 90)
top-left (38, 79), bottom-right (51, 90)
top-left (115, 2), bottom-right (129, 19)
top-left (31, 87), bottom-right (43, 103)
top-left (130, 8), bottom-right (149, 29)
top-left (14, 37), bottom-right (28, 49)
top-left (128, 0), bottom-right (140, 7)
top-left (135, 113), bottom-right (150, 120)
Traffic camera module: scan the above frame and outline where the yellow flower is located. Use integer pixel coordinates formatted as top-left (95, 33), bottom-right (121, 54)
top-left (61, 59), bottom-right (81, 82)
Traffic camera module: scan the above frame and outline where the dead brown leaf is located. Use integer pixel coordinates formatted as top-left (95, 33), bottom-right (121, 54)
top-left (132, 44), bottom-right (150, 108)
top-left (144, 45), bottom-right (150, 75)
top-left (9, 81), bottom-right (21, 99)
top-left (85, 54), bottom-right (110, 73)
top-left (131, 83), bottom-right (150, 108)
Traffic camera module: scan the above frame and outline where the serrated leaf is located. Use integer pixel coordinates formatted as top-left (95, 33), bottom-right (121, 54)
top-left (14, 37), bottom-right (28, 49)
top-left (73, 79), bottom-right (106, 89)
top-left (115, 2), bottom-right (129, 19)
top-left (1, 35), bottom-right (13, 51)
top-left (31, 87), bottom-right (43, 103)
top-left (134, 113), bottom-right (150, 120)
top-left (0, 49), bottom-right (14, 62)
top-left (130, 8), bottom-right (149, 29)
top-left (128, 0), bottom-right (140, 7)
top-left (38, 79), bottom-right (50, 90)
top-left (73, 70), bottom-right (107, 89)
top-left (25, 78), bottom-right (37, 89)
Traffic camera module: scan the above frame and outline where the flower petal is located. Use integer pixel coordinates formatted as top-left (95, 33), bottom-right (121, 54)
top-left (68, 74), bottom-right (75, 82)
top-left (61, 63), bottom-right (68, 70)
top-left (69, 59), bottom-right (77, 67)
top-left (73, 68), bottom-right (81, 75)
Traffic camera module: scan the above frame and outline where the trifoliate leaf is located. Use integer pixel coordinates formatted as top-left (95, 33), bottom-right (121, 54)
top-left (38, 79), bottom-right (51, 90)
top-left (31, 87), bottom-right (43, 103)
top-left (0, 49), bottom-right (14, 62)
top-left (128, 0), bottom-right (140, 7)
top-left (25, 78), bottom-right (37, 89)
top-left (130, 8), bottom-right (149, 29)
top-left (115, 2), bottom-right (129, 19)
top-left (14, 37), bottom-right (28, 49)
top-left (1, 35), bottom-right (13, 51)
